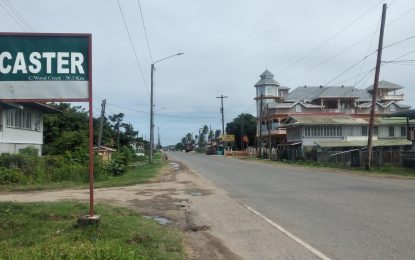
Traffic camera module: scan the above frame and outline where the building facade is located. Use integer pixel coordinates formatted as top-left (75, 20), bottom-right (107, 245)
top-left (0, 103), bottom-right (58, 156)
top-left (253, 69), bottom-right (412, 156)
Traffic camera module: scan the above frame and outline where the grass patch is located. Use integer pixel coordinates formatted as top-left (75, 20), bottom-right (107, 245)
top-left (0, 201), bottom-right (184, 259)
top-left (94, 162), bottom-right (165, 189)
top-left (0, 162), bottom-right (166, 192)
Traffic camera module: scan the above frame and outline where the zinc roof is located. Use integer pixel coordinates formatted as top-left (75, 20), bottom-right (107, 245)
top-left (254, 69), bottom-right (280, 87)
top-left (286, 115), bottom-right (368, 125)
top-left (366, 80), bottom-right (404, 91)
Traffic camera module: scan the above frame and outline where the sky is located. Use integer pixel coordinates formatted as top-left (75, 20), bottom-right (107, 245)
top-left (1, 0), bottom-right (414, 145)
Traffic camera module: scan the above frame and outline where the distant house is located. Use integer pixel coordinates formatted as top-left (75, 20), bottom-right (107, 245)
top-left (94, 146), bottom-right (116, 161)
top-left (0, 102), bottom-right (59, 156)
top-left (284, 115), bottom-right (413, 147)
top-left (253, 70), bottom-right (411, 147)
top-left (133, 142), bottom-right (145, 156)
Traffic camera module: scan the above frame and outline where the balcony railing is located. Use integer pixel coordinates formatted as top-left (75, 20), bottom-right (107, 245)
top-left (379, 94), bottom-right (405, 101)
top-left (261, 128), bottom-right (286, 135)
top-left (326, 108), bottom-right (356, 113)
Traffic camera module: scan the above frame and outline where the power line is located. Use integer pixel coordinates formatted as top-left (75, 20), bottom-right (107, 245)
top-left (328, 35), bottom-right (415, 87)
top-left (386, 49), bottom-right (415, 62)
top-left (116, 0), bottom-right (149, 94)
top-left (383, 35), bottom-right (415, 49)
top-left (324, 50), bottom-right (377, 86)
top-left (156, 113), bottom-right (219, 119)
top-left (276, 0), bottom-right (384, 75)
top-left (3, 0), bottom-right (34, 31)
top-left (353, 16), bottom-right (380, 88)
top-left (107, 101), bottom-right (218, 119)
top-left (0, 1), bottom-right (27, 31)
top-left (333, 66), bottom-right (375, 86)
top-left (285, 2), bottom-right (415, 84)
top-left (137, 0), bottom-right (153, 62)
top-left (285, 34), bottom-right (373, 83)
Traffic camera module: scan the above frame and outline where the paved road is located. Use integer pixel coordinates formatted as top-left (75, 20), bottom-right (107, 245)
top-left (169, 152), bottom-right (415, 260)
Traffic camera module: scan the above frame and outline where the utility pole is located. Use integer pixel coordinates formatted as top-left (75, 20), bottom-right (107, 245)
top-left (97, 99), bottom-right (106, 154)
top-left (240, 117), bottom-right (244, 150)
top-left (259, 94), bottom-right (264, 159)
top-left (367, 3), bottom-right (387, 169)
top-left (216, 95), bottom-right (228, 135)
top-left (149, 63), bottom-right (155, 163)
top-left (157, 126), bottom-right (161, 149)
top-left (266, 104), bottom-right (271, 160)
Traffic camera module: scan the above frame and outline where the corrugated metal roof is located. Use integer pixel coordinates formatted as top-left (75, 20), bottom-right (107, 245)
top-left (376, 117), bottom-right (415, 125)
top-left (366, 80), bottom-right (404, 91)
top-left (286, 85), bottom-right (361, 101)
top-left (315, 139), bottom-right (412, 148)
top-left (385, 109), bottom-right (415, 119)
top-left (254, 69), bottom-right (280, 87)
top-left (285, 86), bottom-right (323, 101)
top-left (286, 115), bottom-right (368, 125)
top-left (268, 102), bottom-right (322, 109)
top-left (317, 86), bottom-right (361, 98)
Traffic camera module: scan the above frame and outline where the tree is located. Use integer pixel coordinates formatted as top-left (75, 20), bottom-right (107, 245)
top-left (43, 103), bottom-right (89, 155)
top-left (226, 113), bottom-right (256, 149)
top-left (198, 125), bottom-right (209, 147)
top-left (109, 113), bottom-right (124, 149)
top-left (120, 122), bottom-right (139, 148)
top-left (214, 129), bottom-right (221, 139)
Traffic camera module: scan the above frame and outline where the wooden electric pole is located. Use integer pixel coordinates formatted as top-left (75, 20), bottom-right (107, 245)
top-left (216, 95), bottom-right (228, 136)
top-left (259, 94), bottom-right (264, 159)
top-left (97, 99), bottom-right (106, 154)
top-left (266, 104), bottom-right (271, 160)
top-left (367, 3), bottom-right (387, 169)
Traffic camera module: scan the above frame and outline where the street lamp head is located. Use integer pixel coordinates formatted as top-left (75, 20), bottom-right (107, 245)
top-left (177, 52), bottom-right (184, 56)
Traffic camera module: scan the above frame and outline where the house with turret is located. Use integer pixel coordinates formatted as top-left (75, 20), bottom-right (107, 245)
top-left (254, 70), bottom-right (413, 165)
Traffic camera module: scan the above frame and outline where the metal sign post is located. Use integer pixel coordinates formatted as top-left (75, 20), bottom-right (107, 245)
top-left (0, 33), bottom-right (98, 224)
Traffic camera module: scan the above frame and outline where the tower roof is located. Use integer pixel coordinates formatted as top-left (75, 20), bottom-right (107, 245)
top-left (254, 69), bottom-right (280, 87)
top-left (366, 80), bottom-right (403, 91)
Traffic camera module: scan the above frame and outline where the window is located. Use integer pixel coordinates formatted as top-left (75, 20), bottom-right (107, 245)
top-left (303, 125), bottom-right (342, 137)
top-left (390, 103), bottom-right (396, 112)
top-left (374, 126), bottom-right (378, 136)
top-left (389, 127), bottom-right (395, 137)
top-left (361, 126), bottom-right (368, 136)
top-left (34, 113), bottom-right (41, 131)
top-left (295, 104), bottom-right (302, 113)
top-left (6, 109), bottom-right (32, 129)
top-left (401, 127), bottom-right (407, 137)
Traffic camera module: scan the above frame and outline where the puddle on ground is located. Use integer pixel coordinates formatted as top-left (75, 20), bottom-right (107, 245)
top-left (169, 162), bottom-right (180, 171)
top-left (190, 192), bottom-right (202, 196)
top-left (144, 215), bottom-right (172, 225)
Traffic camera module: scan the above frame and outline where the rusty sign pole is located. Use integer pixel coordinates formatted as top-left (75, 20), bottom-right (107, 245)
top-left (366, 3), bottom-right (387, 169)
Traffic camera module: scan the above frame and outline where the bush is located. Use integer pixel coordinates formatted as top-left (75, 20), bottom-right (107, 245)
top-left (0, 167), bottom-right (28, 184)
top-left (19, 146), bottom-right (39, 156)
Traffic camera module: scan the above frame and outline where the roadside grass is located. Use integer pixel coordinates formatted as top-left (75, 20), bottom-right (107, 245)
top-left (240, 157), bottom-right (415, 178)
top-left (0, 162), bottom-right (166, 192)
top-left (94, 162), bottom-right (165, 189)
top-left (0, 201), bottom-right (184, 260)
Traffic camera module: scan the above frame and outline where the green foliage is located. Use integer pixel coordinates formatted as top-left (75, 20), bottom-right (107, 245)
top-left (0, 167), bottom-right (27, 184)
top-left (19, 146), bottom-right (39, 156)
top-left (0, 202), bottom-right (184, 259)
top-left (43, 103), bottom-right (147, 159)
top-left (43, 103), bottom-right (89, 155)
top-left (0, 153), bottom-right (108, 185)
top-left (175, 142), bottom-right (184, 151)
top-left (226, 113), bottom-right (257, 149)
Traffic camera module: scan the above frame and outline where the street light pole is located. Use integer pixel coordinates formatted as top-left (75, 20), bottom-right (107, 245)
top-left (149, 53), bottom-right (183, 164)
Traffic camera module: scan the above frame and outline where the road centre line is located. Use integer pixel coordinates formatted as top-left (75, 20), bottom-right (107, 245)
top-left (244, 204), bottom-right (332, 260)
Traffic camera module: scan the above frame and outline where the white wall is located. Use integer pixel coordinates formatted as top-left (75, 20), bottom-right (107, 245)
top-left (0, 108), bottom-right (44, 155)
